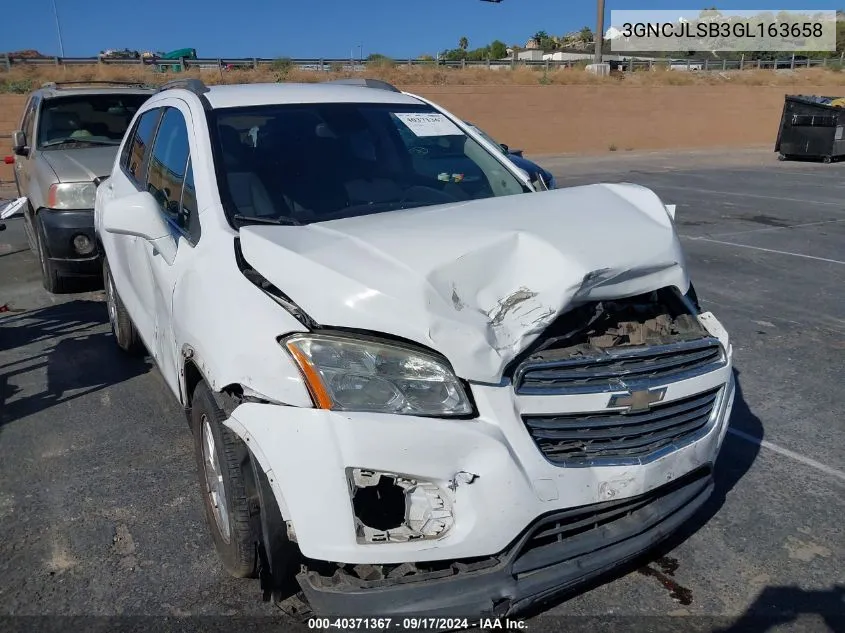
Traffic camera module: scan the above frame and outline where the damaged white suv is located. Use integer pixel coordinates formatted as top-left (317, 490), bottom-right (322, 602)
top-left (94, 78), bottom-right (734, 618)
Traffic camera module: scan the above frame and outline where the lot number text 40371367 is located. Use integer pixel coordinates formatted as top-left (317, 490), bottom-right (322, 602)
top-left (307, 617), bottom-right (528, 630)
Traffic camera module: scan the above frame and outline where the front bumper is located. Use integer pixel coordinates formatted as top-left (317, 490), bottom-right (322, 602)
top-left (223, 319), bottom-right (735, 616)
top-left (38, 208), bottom-right (100, 276)
top-left (298, 465), bottom-right (713, 617)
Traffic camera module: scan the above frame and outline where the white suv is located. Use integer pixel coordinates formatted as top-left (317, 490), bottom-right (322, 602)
top-left (94, 78), bottom-right (734, 618)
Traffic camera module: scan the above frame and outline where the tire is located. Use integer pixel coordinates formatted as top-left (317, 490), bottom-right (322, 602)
top-left (35, 217), bottom-right (66, 294)
top-left (103, 257), bottom-right (144, 355)
top-left (191, 382), bottom-right (259, 579)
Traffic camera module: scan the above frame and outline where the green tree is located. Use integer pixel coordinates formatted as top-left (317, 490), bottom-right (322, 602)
top-left (579, 26), bottom-right (594, 43)
top-left (489, 40), bottom-right (508, 59)
top-left (270, 57), bottom-right (293, 81)
top-left (366, 53), bottom-right (394, 67)
top-left (459, 36), bottom-right (469, 51)
top-left (837, 20), bottom-right (845, 53)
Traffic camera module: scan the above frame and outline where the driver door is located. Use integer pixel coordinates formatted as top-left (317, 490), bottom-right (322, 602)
top-left (136, 101), bottom-right (201, 397)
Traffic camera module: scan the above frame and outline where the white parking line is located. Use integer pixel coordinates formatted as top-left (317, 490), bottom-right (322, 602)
top-left (727, 428), bottom-right (845, 483)
top-left (728, 167), bottom-right (845, 183)
top-left (684, 237), bottom-right (845, 265)
top-left (655, 184), bottom-right (845, 207)
top-left (703, 218), bottom-right (845, 239)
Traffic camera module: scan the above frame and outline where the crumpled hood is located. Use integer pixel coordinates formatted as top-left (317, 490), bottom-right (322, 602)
top-left (239, 183), bottom-right (690, 383)
top-left (42, 146), bottom-right (118, 182)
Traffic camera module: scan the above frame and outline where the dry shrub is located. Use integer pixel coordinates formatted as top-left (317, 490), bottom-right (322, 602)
top-left (3, 63), bottom-right (845, 92)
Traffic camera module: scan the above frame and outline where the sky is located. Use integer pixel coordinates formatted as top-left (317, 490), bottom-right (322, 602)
top-left (4, 0), bottom-right (841, 59)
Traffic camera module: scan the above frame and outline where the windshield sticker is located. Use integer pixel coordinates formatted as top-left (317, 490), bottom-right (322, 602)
top-left (395, 113), bottom-right (464, 137)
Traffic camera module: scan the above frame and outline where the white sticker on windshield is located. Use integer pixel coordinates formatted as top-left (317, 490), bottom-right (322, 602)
top-left (394, 112), bottom-right (464, 137)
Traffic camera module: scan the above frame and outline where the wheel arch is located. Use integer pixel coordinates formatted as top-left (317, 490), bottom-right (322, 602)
top-left (185, 364), bottom-right (296, 545)
top-left (180, 358), bottom-right (291, 513)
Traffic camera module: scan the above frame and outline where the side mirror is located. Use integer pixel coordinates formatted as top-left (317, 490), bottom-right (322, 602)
top-left (102, 191), bottom-right (177, 264)
top-left (499, 143), bottom-right (509, 154)
top-left (12, 131), bottom-right (28, 156)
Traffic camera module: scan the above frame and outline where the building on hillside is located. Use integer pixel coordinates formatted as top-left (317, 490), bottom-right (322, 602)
top-left (542, 51), bottom-right (593, 61)
top-left (517, 49), bottom-right (545, 61)
top-left (605, 26), bottom-right (624, 40)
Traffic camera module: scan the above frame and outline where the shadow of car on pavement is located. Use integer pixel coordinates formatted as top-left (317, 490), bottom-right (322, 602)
top-left (0, 299), bottom-right (151, 431)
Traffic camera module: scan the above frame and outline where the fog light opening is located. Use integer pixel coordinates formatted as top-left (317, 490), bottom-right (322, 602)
top-left (352, 474), bottom-right (405, 531)
top-left (72, 233), bottom-right (94, 255)
top-left (349, 468), bottom-right (454, 544)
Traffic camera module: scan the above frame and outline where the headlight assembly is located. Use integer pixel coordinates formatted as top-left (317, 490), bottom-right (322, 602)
top-left (283, 333), bottom-right (473, 417)
top-left (47, 182), bottom-right (97, 210)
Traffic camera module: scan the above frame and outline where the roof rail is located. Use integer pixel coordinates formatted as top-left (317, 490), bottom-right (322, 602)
top-left (322, 78), bottom-right (400, 93)
top-left (40, 80), bottom-right (151, 89)
top-left (157, 78), bottom-right (210, 95)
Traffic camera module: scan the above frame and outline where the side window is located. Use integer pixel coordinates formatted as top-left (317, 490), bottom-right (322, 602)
top-left (21, 97), bottom-right (38, 144)
top-left (122, 108), bottom-right (161, 184)
top-left (146, 107), bottom-right (194, 237)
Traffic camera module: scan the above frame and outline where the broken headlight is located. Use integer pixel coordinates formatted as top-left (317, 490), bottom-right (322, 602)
top-left (283, 333), bottom-right (472, 416)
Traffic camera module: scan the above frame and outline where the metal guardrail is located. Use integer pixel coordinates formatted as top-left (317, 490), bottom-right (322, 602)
top-left (2, 54), bottom-right (844, 73)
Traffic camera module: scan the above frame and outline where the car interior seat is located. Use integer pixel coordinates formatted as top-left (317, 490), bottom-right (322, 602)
top-left (217, 124), bottom-right (279, 218)
top-left (41, 111), bottom-right (84, 143)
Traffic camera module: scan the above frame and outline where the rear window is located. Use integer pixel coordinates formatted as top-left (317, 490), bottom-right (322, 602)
top-left (37, 93), bottom-right (151, 149)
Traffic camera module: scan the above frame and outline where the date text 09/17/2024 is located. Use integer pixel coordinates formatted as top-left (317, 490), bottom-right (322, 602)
top-left (307, 617), bottom-right (529, 630)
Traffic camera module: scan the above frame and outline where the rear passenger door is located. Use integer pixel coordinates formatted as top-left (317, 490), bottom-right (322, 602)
top-left (138, 102), bottom-right (201, 395)
top-left (99, 105), bottom-right (163, 351)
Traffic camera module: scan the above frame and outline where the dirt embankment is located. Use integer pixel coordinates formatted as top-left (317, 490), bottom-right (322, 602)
top-left (2, 83), bottom-right (841, 183)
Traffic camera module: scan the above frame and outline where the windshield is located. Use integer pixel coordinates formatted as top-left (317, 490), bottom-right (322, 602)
top-left (37, 94), bottom-right (151, 149)
top-left (209, 102), bottom-right (529, 226)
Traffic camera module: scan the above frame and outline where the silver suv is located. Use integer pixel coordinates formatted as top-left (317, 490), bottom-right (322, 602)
top-left (11, 81), bottom-right (155, 292)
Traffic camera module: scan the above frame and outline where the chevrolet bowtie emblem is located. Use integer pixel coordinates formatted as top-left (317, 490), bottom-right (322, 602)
top-left (608, 387), bottom-right (667, 413)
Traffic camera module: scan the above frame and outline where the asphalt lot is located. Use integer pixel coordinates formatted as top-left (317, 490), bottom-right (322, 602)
top-left (1, 148), bottom-right (843, 632)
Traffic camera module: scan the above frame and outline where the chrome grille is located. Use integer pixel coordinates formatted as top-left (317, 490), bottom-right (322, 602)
top-left (523, 387), bottom-right (722, 465)
top-left (514, 338), bottom-right (725, 395)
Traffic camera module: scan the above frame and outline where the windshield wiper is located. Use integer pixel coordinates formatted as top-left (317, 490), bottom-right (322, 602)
top-left (41, 138), bottom-right (120, 148)
top-left (232, 214), bottom-right (301, 226)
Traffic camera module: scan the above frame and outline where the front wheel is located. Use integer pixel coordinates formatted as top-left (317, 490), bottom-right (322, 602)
top-left (35, 219), bottom-right (66, 294)
top-left (191, 382), bottom-right (260, 579)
